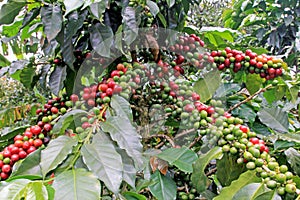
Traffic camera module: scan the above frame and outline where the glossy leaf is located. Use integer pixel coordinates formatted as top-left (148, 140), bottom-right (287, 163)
top-left (52, 109), bottom-right (87, 135)
top-left (89, 23), bottom-right (113, 57)
top-left (257, 107), bottom-right (289, 133)
top-left (52, 168), bottom-right (101, 200)
top-left (194, 70), bottom-right (221, 102)
top-left (25, 182), bottom-right (48, 200)
top-left (245, 73), bottom-right (263, 94)
top-left (148, 171), bottom-right (177, 200)
top-left (49, 66), bottom-right (67, 96)
top-left (254, 190), bottom-right (281, 200)
top-left (214, 170), bottom-right (261, 200)
top-left (81, 133), bottom-right (123, 194)
top-left (166, 0), bottom-right (175, 7)
top-left (146, 0), bottom-right (159, 17)
top-left (117, 148), bottom-right (137, 189)
top-left (64, 0), bottom-right (84, 16)
top-left (216, 153), bottom-right (246, 187)
top-left (10, 149), bottom-right (42, 179)
top-left (284, 147), bottom-right (300, 176)
top-left (191, 146), bottom-right (223, 193)
top-left (0, 0), bottom-right (26, 25)
top-left (123, 191), bottom-right (147, 200)
top-left (41, 5), bottom-right (63, 42)
top-left (101, 116), bottom-right (143, 168)
top-left (110, 95), bottom-right (133, 121)
top-left (214, 83), bottom-right (241, 98)
top-left (21, 7), bottom-right (40, 28)
top-left (0, 125), bottom-right (28, 141)
top-left (20, 67), bottom-right (36, 89)
top-left (0, 179), bottom-right (30, 199)
top-left (232, 183), bottom-right (269, 200)
top-left (9, 60), bottom-right (28, 75)
top-left (157, 147), bottom-right (198, 173)
top-left (89, 1), bottom-right (106, 19)
top-left (40, 136), bottom-right (78, 177)
top-left (122, 6), bottom-right (138, 44)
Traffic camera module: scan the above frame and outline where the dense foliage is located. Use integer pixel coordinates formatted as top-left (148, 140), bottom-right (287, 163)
top-left (0, 0), bottom-right (299, 200)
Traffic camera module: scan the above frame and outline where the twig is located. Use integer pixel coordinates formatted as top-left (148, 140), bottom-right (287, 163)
top-left (145, 134), bottom-right (176, 147)
top-left (174, 128), bottom-right (195, 139)
top-left (227, 84), bottom-right (273, 113)
top-left (205, 167), bottom-right (217, 176)
top-left (188, 135), bottom-right (203, 149)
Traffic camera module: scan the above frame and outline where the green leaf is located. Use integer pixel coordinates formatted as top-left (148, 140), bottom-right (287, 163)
top-left (232, 183), bottom-right (269, 200)
top-left (194, 70), bottom-right (221, 102)
top-left (214, 170), bottom-right (261, 200)
top-left (216, 153), bottom-right (246, 187)
top-left (21, 7), bottom-right (40, 28)
top-left (2, 21), bottom-right (22, 37)
top-left (157, 147), bottom-right (198, 173)
top-left (52, 168), bottom-right (101, 200)
top-left (284, 148), bottom-right (300, 176)
top-left (254, 190), bottom-right (281, 200)
top-left (285, 82), bottom-right (299, 104)
top-left (25, 182), bottom-right (48, 200)
top-left (0, 0), bottom-right (26, 25)
top-left (41, 5), bottom-right (63, 42)
top-left (49, 66), bottom-right (67, 96)
top-left (245, 73), bottom-right (263, 94)
top-left (81, 133), bottom-right (123, 194)
top-left (64, 0), bottom-right (84, 16)
top-left (274, 140), bottom-right (294, 150)
top-left (257, 107), bottom-right (289, 133)
top-left (0, 179), bottom-right (30, 199)
top-left (263, 85), bottom-right (286, 104)
top-left (101, 116), bottom-right (143, 168)
top-left (0, 125), bottom-right (28, 141)
top-left (89, 23), bottom-right (113, 58)
top-left (52, 109), bottom-right (87, 135)
top-left (9, 60), bottom-right (28, 75)
top-left (146, 0), bottom-right (159, 17)
top-left (20, 67), bottom-right (36, 89)
top-left (10, 149), bottom-right (42, 180)
top-left (214, 83), bottom-right (241, 98)
top-left (276, 133), bottom-right (300, 143)
top-left (122, 6), bottom-right (138, 45)
top-left (110, 95), bottom-right (133, 121)
top-left (40, 136), bottom-right (78, 177)
top-left (123, 191), bottom-right (147, 200)
top-left (191, 146), bottom-right (223, 193)
top-left (166, 0), bottom-right (175, 7)
top-left (157, 13), bottom-right (167, 27)
top-left (117, 148), bottom-right (137, 189)
top-left (149, 171), bottom-right (177, 200)
top-left (89, 1), bottom-right (106, 19)
top-left (231, 103), bottom-right (256, 124)
top-left (250, 121), bottom-right (271, 136)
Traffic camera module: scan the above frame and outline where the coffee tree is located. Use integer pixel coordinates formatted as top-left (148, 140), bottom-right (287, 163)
top-left (0, 0), bottom-right (299, 200)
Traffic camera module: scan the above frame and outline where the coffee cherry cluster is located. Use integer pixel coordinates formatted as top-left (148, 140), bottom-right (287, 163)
top-left (175, 171), bottom-right (198, 200)
top-left (211, 47), bottom-right (284, 80)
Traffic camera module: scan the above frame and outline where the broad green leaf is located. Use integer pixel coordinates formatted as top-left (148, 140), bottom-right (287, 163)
top-left (9, 60), bottom-right (28, 75)
top-left (216, 153), bottom-right (246, 187)
top-left (0, 0), bottom-right (26, 25)
top-left (41, 136), bottom-right (78, 177)
top-left (214, 170), bottom-right (261, 200)
top-left (276, 133), bottom-right (300, 143)
top-left (81, 133), bottom-right (123, 194)
top-left (89, 23), bottom-right (113, 57)
top-left (123, 191), bottom-right (147, 200)
top-left (157, 147), bottom-right (198, 173)
top-left (49, 66), bottom-right (67, 96)
top-left (117, 148), bottom-right (137, 189)
top-left (122, 7), bottom-right (138, 45)
top-left (157, 13), bottom-right (167, 27)
top-left (250, 121), bottom-right (271, 136)
top-left (257, 107), bottom-right (289, 133)
top-left (2, 21), bottom-right (22, 37)
top-left (232, 183), bottom-right (269, 200)
top-left (89, 1), bottom-right (106, 19)
top-left (52, 168), bottom-right (100, 200)
top-left (41, 5), bottom-right (63, 42)
top-left (194, 70), bottom-right (221, 102)
top-left (0, 125), bottom-right (28, 140)
top-left (110, 95), bottom-right (133, 121)
top-left (254, 190), bottom-right (281, 200)
top-left (25, 182), bottom-right (48, 200)
top-left (245, 73), bottom-right (263, 94)
top-left (101, 116), bottom-right (143, 168)
top-left (263, 85), bottom-right (286, 104)
top-left (46, 185), bottom-right (55, 200)
top-left (21, 7), bottom-right (40, 28)
top-left (285, 82), bottom-right (299, 104)
top-left (64, 0), bottom-right (84, 16)
top-left (191, 146), bottom-right (223, 193)
top-left (0, 179), bottom-right (30, 200)
top-left (166, 0), bottom-right (175, 7)
top-left (149, 171), bottom-right (177, 200)
top-left (52, 109), bottom-right (87, 135)
top-left (10, 149), bottom-right (42, 179)
top-left (146, 0), bottom-right (159, 17)
top-left (214, 83), bottom-right (241, 98)
top-left (231, 103), bottom-right (256, 124)
top-left (20, 67), bottom-right (36, 89)
top-left (284, 148), bottom-right (300, 176)
top-left (274, 140), bottom-right (295, 150)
